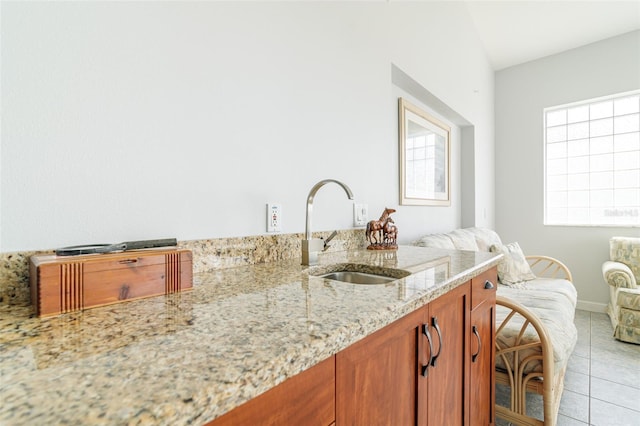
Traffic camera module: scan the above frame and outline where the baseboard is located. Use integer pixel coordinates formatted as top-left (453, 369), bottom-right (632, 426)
top-left (576, 300), bottom-right (607, 313)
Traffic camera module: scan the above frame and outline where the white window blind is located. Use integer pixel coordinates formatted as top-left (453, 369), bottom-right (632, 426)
top-left (544, 90), bottom-right (640, 226)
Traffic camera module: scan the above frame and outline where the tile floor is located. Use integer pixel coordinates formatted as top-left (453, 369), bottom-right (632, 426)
top-left (496, 310), bottom-right (640, 426)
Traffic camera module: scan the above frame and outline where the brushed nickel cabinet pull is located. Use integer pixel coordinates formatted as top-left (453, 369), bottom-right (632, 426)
top-left (472, 325), bottom-right (481, 363)
top-left (421, 324), bottom-right (434, 377)
top-left (119, 259), bottom-right (138, 264)
top-left (430, 317), bottom-right (443, 367)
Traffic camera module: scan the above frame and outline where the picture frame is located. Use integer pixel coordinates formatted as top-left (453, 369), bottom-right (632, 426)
top-left (398, 98), bottom-right (451, 206)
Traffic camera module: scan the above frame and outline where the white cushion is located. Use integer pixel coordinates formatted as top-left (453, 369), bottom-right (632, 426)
top-left (507, 277), bottom-right (577, 308)
top-left (412, 233), bottom-right (456, 249)
top-left (497, 284), bottom-right (578, 375)
top-left (490, 242), bottom-right (536, 285)
top-left (448, 229), bottom-right (479, 251)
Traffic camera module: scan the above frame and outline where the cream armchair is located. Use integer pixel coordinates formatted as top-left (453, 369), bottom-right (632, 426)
top-left (603, 236), bottom-right (640, 344)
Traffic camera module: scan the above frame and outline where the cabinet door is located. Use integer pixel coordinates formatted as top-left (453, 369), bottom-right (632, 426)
top-left (336, 308), bottom-right (427, 426)
top-left (207, 356), bottom-right (335, 426)
top-left (425, 283), bottom-right (469, 426)
top-left (469, 269), bottom-right (497, 426)
top-left (469, 300), bottom-right (495, 426)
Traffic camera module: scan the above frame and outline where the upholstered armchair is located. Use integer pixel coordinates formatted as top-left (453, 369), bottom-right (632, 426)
top-left (603, 237), bottom-right (640, 344)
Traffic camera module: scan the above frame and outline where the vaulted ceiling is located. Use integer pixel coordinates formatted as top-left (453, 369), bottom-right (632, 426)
top-left (464, 0), bottom-right (640, 70)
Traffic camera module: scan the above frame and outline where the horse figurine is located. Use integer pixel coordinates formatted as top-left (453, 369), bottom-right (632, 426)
top-left (366, 208), bottom-right (398, 250)
top-left (365, 207), bottom-right (395, 245)
top-left (383, 218), bottom-right (398, 248)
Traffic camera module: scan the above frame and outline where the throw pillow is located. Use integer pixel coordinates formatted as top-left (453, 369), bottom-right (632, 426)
top-left (490, 242), bottom-right (536, 285)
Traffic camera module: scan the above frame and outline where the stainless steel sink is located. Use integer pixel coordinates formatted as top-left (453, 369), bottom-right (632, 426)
top-left (308, 263), bottom-right (410, 285)
top-left (318, 271), bottom-right (398, 285)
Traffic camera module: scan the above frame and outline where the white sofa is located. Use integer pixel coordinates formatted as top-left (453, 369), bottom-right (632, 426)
top-left (413, 228), bottom-right (577, 426)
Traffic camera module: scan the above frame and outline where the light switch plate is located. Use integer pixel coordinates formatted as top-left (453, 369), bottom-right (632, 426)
top-left (353, 203), bottom-right (368, 227)
top-left (267, 203), bottom-right (282, 232)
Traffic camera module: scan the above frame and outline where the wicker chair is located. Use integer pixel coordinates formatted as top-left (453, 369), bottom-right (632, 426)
top-left (413, 229), bottom-right (578, 426)
top-left (495, 256), bottom-right (575, 426)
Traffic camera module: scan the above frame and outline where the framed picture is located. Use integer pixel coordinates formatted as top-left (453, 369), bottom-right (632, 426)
top-left (398, 98), bottom-right (451, 206)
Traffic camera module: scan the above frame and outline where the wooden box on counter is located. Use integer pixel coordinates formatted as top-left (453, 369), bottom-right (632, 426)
top-left (30, 248), bottom-right (193, 317)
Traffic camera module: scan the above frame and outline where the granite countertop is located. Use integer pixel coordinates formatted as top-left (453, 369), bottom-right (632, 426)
top-left (0, 246), bottom-right (501, 425)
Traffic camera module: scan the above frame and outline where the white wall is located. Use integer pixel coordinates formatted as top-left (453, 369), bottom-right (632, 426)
top-left (1, 1), bottom-right (494, 252)
top-left (495, 31), bottom-right (640, 310)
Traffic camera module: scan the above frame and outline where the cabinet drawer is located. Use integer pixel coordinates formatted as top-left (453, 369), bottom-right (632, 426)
top-left (30, 249), bottom-right (192, 317)
top-left (471, 267), bottom-right (497, 309)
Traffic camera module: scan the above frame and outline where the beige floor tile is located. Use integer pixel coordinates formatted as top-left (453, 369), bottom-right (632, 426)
top-left (590, 376), bottom-right (640, 411)
top-left (564, 369), bottom-right (590, 395)
top-left (567, 353), bottom-right (590, 375)
top-left (590, 356), bottom-right (640, 389)
top-left (558, 389), bottom-right (590, 423)
top-left (590, 398), bottom-right (640, 426)
top-left (557, 414), bottom-right (589, 426)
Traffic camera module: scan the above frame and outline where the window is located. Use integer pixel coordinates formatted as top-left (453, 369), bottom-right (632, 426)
top-left (544, 90), bottom-right (640, 226)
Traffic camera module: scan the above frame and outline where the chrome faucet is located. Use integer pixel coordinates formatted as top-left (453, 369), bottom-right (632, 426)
top-left (302, 179), bottom-right (354, 265)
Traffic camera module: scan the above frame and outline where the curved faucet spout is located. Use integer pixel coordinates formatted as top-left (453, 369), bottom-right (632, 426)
top-left (305, 179), bottom-right (354, 241)
top-left (302, 179), bottom-right (354, 265)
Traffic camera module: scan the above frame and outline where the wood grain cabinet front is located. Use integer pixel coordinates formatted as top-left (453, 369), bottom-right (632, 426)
top-left (336, 282), bottom-right (471, 426)
top-left (204, 267), bottom-right (497, 426)
top-left (206, 356), bottom-right (336, 426)
top-left (468, 268), bottom-right (497, 426)
top-left (335, 269), bottom-right (497, 426)
top-left (336, 306), bottom-right (425, 425)
top-left (425, 283), bottom-right (469, 426)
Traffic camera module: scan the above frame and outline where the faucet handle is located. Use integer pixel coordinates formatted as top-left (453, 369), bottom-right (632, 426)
top-left (323, 230), bottom-right (338, 251)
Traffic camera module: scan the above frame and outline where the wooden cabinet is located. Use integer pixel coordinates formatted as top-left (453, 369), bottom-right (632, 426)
top-left (425, 283), bottom-right (469, 426)
top-left (336, 268), bottom-right (497, 426)
top-left (208, 267), bottom-right (496, 426)
top-left (468, 268), bottom-right (497, 426)
top-left (207, 356), bottom-right (335, 426)
top-left (336, 307), bottom-right (425, 425)
top-left (336, 282), bottom-right (471, 426)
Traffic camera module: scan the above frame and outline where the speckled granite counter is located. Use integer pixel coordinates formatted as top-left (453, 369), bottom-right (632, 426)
top-left (0, 246), bottom-right (501, 425)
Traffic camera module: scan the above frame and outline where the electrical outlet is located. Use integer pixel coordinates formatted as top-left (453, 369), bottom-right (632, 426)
top-left (353, 203), bottom-right (368, 227)
top-left (267, 203), bottom-right (282, 232)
